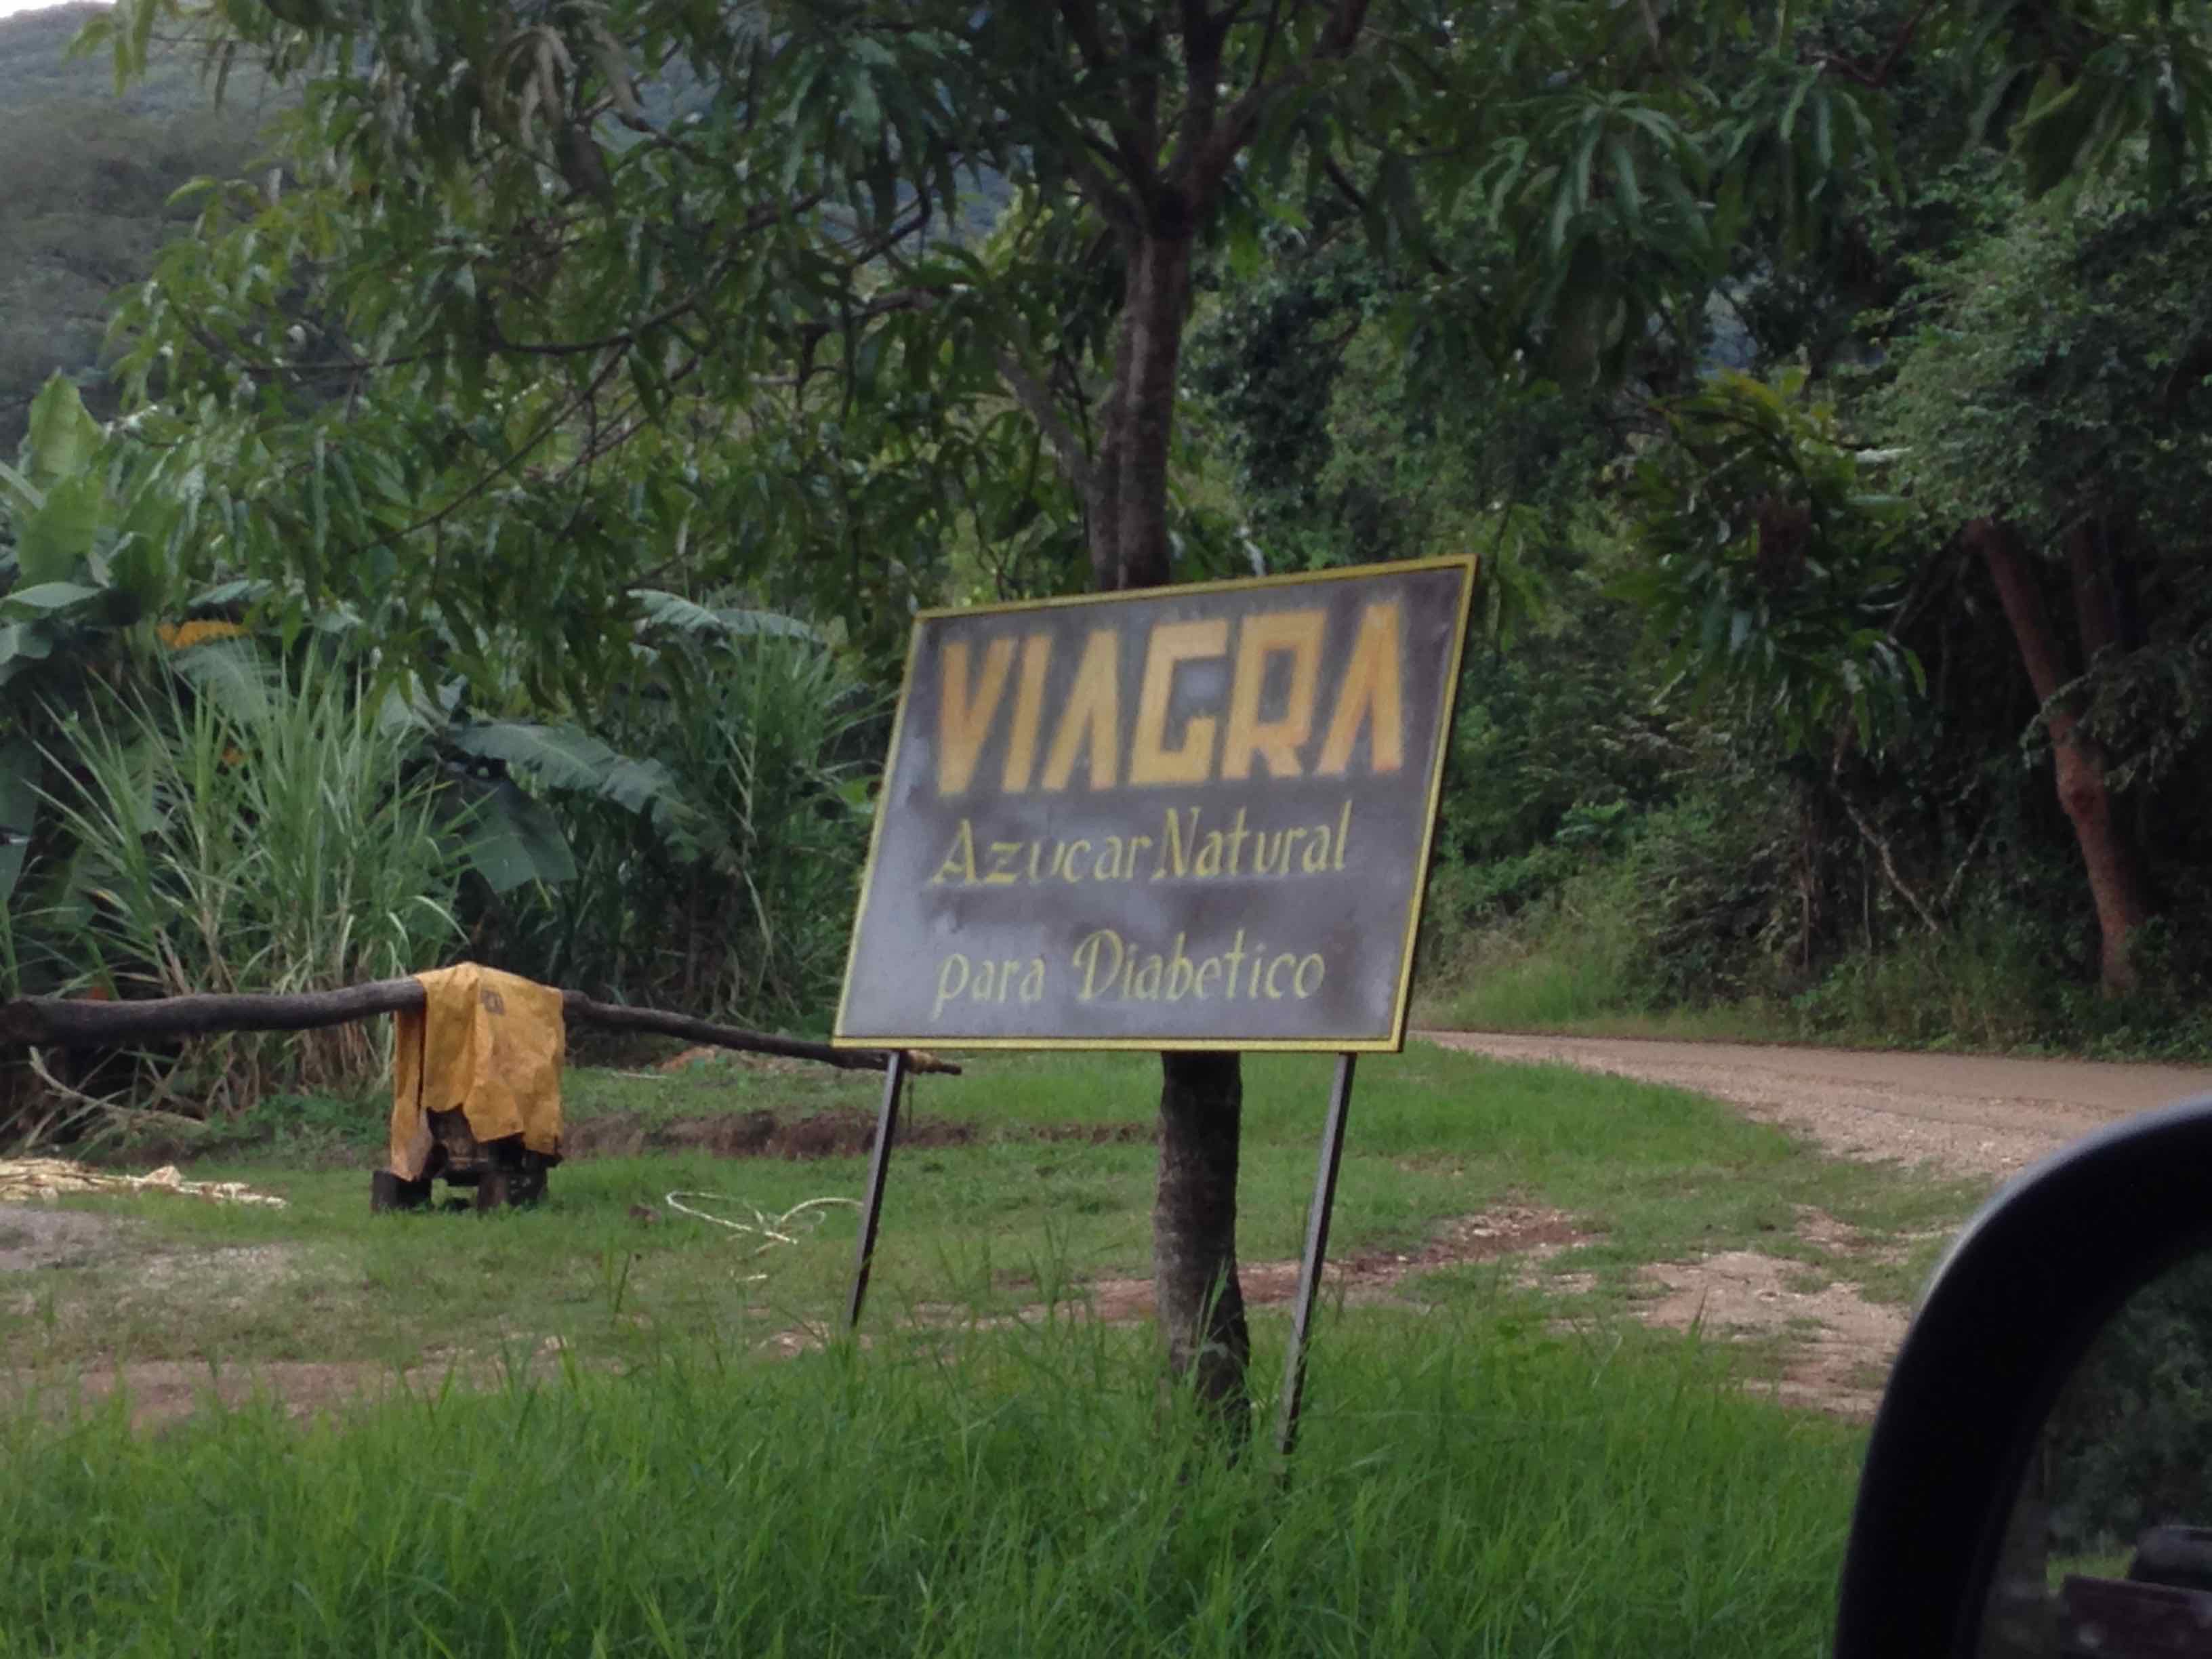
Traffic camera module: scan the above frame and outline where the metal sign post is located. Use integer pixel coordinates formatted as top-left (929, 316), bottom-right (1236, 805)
top-left (846, 1048), bottom-right (909, 1330)
top-left (1275, 1052), bottom-right (1357, 1458)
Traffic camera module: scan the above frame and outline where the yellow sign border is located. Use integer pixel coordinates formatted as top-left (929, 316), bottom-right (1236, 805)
top-left (831, 554), bottom-right (1479, 1052)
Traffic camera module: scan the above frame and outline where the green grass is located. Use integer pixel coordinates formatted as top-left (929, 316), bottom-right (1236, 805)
top-left (0, 1044), bottom-right (1961, 1655)
top-left (0, 1308), bottom-right (1868, 1658)
top-left (1, 1046), bottom-right (1981, 1377)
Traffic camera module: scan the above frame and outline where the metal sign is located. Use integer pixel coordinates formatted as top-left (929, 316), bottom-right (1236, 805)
top-left (833, 557), bottom-right (1475, 1052)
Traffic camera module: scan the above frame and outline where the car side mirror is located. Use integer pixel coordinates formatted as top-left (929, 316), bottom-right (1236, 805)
top-left (1835, 1094), bottom-right (2212, 1657)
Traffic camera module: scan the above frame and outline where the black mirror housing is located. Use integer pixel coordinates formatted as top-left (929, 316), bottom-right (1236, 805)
top-left (1835, 1092), bottom-right (2212, 1657)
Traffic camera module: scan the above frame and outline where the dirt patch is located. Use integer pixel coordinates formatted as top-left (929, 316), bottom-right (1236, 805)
top-left (1027, 1122), bottom-right (1154, 1145)
top-left (565, 1109), bottom-right (1148, 1161)
top-left (1636, 1250), bottom-right (1908, 1417)
top-left (0, 1204), bottom-right (123, 1272)
top-left (1248, 1204), bottom-right (1593, 1306)
top-left (657, 1044), bottom-right (818, 1077)
top-left (3, 1340), bottom-right (588, 1433)
top-left (1792, 1206), bottom-right (1862, 1252)
top-left (877, 1205), bottom-right (1597, 1330)
top-left (566, 1108), bottom-right (976, 1160)
top-left (840, 1203), bottom-right (1904, 1416)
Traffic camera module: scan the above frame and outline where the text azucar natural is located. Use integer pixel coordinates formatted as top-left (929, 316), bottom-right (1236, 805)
top-left (928, 800), bottom-right (1353, 888)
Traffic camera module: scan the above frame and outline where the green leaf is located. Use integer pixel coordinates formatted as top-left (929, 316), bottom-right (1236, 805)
top-left (716, 607), bottom-right (825, 642)
top-left (1547, 180), bottom-right (1576, 254)
top-left (0, 828), bottom-right (23, 909)
top-left (1607, 138), bottom-right (1643, 227)
top-left (630, 588), bottom-right (825, 643)
top-left (16, 472), bottom-right (106, 583)
top-left (1, 581), bottom-right (105, 617)
top-left (0, 737), bottom-right (35, 904)
top-left (0, 623), bottom-right (56, 668)
top-left (458, 781), bottom-right (577, 892)
top-left (24, 375), bottom-right (103, 487)
top-left (630, 588), bottom-right (731, 634)
top-left (167, 638), bottom-right (274, 725)
top-left (1778, 71), bottom-right (1816, 142)
top-left (448, 721), bottom-right (684, 820)
top-left (0, 459), bottom-right (43, 514)
top-left (192, 579), bottom-right (272, 608)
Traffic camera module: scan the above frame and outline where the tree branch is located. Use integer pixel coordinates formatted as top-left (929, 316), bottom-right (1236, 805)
top-left (1057, 0), bottom-right (1113, 70)
top-left (1837, 790), bottom-right (1942, 934)
top-left (1050, 0), bottom-right (1160, 213)
top-left (996, 349), bottom-right (1095, 499)
top-left (1810, 0), bottom-right (1936, 89)
top-left (1185, 0), bottom-right (1373, 213)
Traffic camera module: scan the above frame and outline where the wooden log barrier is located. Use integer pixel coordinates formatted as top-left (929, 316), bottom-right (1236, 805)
top-left (0, 982), bottom-right (959, 1076)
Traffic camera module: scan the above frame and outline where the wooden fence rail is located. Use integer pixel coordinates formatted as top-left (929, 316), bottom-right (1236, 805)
top-left (0, 983), bottom-right (958, 1076)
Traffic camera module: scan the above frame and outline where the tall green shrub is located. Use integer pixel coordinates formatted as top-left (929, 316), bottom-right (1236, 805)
top-left (32, 647), bottom-right (461, 1115)
top-left (478, 615), bottom-right (877, 1032)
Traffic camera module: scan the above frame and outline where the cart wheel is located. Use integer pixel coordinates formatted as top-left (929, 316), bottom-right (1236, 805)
top-left (370, 1170), bottom-right (431, 1213)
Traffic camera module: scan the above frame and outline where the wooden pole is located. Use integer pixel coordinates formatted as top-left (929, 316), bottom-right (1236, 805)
top-left (0, 984), bottom-right (958, 1076)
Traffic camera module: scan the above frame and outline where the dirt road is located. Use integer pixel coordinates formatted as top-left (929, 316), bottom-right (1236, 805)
top-left (1418, 1031), bottom-right (2212, 1181)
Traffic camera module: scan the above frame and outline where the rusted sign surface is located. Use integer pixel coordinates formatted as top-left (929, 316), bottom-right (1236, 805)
top-left (832, 557), bottom-right (1475, 1051)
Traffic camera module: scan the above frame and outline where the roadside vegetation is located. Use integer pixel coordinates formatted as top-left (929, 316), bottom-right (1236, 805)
top-left (1, 1305), bottom-right (1867, 1658)
top-left (2, 1045), bottom-right (1961, 1654)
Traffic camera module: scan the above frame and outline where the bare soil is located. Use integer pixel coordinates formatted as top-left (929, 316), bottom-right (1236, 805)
top-left (768, 1197), bottom-right (1909, 1416)
top-left (1068, 1203), bottom-right (1595, 1325)
top-left (1636, 1248), bottom-right (1905, 1417)
top-left (1, 1342), bottom-right (582, 1431)
top-left (562, 1108), bottom-right (1147, 1162)
top-left (1418, 1031), bottom-right (2212, 1181)
top-left (1404, 1030), bottom-right (2212, 1412)
top-left (1, 1189), bottom-right (1898, 1423)
top-left (0, 1206), bottom-right (115, 1273)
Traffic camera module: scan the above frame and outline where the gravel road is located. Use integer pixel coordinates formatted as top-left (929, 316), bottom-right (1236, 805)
top-left (1418, 1031), bottom-right (2212, 1182)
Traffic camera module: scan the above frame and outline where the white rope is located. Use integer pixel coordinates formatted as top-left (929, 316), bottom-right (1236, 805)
top-left (662, 1192), bottom-right (859, 1282)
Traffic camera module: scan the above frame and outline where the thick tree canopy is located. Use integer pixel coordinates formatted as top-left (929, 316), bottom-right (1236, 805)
top-left (75, 0), bottom-right (1937, 684)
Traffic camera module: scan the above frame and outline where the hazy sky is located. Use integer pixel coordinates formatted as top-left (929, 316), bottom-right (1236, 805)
top-left (0, 0), bottom-right (102, 18)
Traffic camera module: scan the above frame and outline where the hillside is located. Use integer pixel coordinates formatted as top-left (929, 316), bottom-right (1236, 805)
top-left (0, 3), bottom-right (272, 449)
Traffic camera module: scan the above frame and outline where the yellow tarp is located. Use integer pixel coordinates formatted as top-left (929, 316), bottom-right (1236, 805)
top-left (389, 964), bottom-right (565, 1180)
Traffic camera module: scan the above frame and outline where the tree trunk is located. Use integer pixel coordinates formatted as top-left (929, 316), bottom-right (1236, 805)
top-left (1092, 228), bottom-right (1195, 590)
top-left (1153, 1050), bottom-right (1251, 1429)
top-left (1971, 517), bottom-right (2154, 993)
top-left (1093, 214), bottom-right (1253, 1425)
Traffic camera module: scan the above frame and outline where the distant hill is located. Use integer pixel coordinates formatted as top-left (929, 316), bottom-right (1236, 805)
top-left (0, 3), bottom-right (270, 112)
top-left (0, 3), bottom-right (274, 449)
